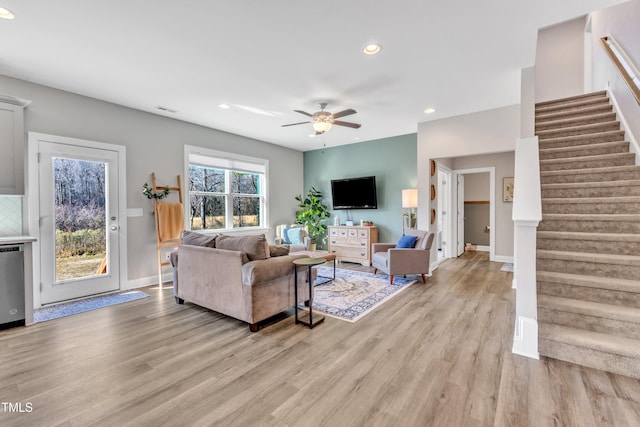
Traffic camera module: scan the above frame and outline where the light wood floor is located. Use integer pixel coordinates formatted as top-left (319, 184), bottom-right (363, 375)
top-left (1, 252), bottom-right (639, 426)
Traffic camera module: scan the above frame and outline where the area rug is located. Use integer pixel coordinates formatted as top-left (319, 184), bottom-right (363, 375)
top-left (305, 266), bottom-right (417, 322)
top-left (34, 291), bottom-right (149, 323)
top-left (500, 263), bottom-right (514, 272)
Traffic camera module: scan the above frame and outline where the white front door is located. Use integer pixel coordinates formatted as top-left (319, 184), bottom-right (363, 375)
top-left (38, 139), bottom-right (123, 304)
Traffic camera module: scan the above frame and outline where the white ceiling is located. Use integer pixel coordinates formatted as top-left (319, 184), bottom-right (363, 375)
top-left (0, 0), bottom-right (627, 151)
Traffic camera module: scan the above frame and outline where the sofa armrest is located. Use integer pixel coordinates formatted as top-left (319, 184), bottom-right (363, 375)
top-left (372, 243), bottom-right (396, 253)
top-left (242, 253), bottom-right (308, 286)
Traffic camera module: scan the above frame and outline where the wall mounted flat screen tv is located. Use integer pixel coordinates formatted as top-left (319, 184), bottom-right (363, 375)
top-left (331, 176), bottom-right (378, 209)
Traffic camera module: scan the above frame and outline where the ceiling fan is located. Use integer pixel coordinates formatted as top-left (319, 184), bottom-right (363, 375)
top-left (281, 103), bottom-right (361, 134)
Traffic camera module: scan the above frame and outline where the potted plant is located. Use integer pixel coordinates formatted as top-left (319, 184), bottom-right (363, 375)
top-left (295, 187), bottom-right (330, 251)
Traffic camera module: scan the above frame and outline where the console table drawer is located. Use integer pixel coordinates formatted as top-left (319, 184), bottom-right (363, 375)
top-left (327, 225), bottom-right (378, 266)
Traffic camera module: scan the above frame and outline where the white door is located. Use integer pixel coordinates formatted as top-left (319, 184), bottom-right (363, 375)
top-left (39, 141), bottom-right (122, 304)
top-left (457, 174), bottom-right (465, 256)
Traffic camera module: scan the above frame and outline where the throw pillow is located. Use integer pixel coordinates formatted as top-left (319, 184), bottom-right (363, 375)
top-left (281, 227), bottom-right (292, 244)
top-left (397, 234), bottom-right (418, 248)
top-left (269, 244), bottom-right (290, 257)
top-left (216, 234), bottom-right (270, 261)
top-left (182, 230), bottom-right (217, 248)
top-left (286, 227), bottom-right (304, 245)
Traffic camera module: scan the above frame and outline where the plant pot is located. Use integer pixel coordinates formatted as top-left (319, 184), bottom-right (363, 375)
top-left (309, 243), bottom-right (317, 251)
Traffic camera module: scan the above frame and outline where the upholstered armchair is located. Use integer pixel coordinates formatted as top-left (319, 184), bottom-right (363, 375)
top-left (371, 229), bottom-right (435, 284)
top-left (274, 224), bottom-right (311, 251)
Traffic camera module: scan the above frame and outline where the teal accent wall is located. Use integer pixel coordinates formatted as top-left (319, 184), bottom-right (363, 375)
top-left (303, 133), bottom-right (418, 248)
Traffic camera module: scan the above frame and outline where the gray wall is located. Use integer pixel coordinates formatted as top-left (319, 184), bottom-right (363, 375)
top-left (303, 134), bottom-right (417, 247)
top-left (463, 172), bottom-right (490, 246)
top-left (535, 17), bottom-right (586, 102)
top-left (591, 0), bottom-right (640, 146)
top-left (0, 74), bottom-right (304, 284)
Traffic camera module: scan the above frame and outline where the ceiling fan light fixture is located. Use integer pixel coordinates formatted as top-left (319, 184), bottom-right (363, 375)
top-left (363, 43), bottom-right (382, 55)
top-left (0, 6), bottom-right (14, 19)
top-left (313, 121), bottom-right (332, 133)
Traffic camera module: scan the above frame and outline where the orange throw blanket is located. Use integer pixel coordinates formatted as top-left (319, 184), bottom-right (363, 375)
top-left (157, 202), bottom-right (184, 242)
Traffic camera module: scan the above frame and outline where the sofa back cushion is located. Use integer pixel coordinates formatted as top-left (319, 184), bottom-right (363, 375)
top-left (216, 234), bottom-right (270, 261)
top-left (183, 230), bottom-right (218, 248)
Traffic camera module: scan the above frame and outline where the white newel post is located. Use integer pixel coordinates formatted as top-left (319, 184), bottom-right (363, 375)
top-left (511, 136), bottom-right (541, 360)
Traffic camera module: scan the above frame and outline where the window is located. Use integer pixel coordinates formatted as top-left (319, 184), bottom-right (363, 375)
top-left (185, 146), bottom-right (268, 231)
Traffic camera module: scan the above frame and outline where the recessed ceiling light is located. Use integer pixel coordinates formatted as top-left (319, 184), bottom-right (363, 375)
top-left (308, 134), bottom-right (316, 138)
top-left (424, 107), bottom-right (437, 114)
top-left (363, 43), bottom-right (382, 55)
top-left (218, 104), bottom-right (231, 109)
top-left (0, 6), bottom-right (15, 19)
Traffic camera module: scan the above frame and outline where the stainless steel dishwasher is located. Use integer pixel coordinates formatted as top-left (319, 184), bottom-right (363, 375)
top-left (0, 244), bottom-right (25, 329)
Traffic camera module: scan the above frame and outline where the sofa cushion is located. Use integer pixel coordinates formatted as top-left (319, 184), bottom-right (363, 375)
top-left (372, 251), bottom-right (388, 267)
top-left (216, 234), bottom-right (270, 261)
top-left (182, 230), bottom-right (218, 248)
top-left (269, 244), bottom-right (290, 257)
top-left (242, 254), bottom-right (305, 286)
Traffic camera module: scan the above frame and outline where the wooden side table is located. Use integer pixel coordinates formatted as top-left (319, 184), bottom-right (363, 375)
top-left (293, 257), bottom-right (326, 329)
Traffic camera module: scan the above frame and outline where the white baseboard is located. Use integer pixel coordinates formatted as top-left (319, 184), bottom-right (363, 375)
top-left (126, 272), bottom-right (173, 290)
top-left (476, 245), bottom-right (490, 252)
top-left (430, 260), bottom-right (439, 274)
top-left (494, 255), bottom-right (514, 263)
top-left (512, 315), bottom-right (539, 359)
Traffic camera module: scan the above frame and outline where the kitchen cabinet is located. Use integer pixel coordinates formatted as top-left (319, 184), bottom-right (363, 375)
top-left (0, 101), bottom-right (25, 194)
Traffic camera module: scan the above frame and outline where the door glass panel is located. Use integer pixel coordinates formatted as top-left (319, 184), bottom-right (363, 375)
top-left (54, 158), bottom-right (107, 282)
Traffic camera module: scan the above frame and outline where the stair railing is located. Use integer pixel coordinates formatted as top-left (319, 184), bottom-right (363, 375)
top-left (512, 136), bottom-right (542, 359)
top-left (600, 36), bottom-right (640, 105)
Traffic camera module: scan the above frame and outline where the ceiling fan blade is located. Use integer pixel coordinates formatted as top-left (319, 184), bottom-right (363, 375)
top-left (294, 110), bottom-right (313, 117)
top-left (332, 109), bottom-right (357, 119)
top-left (281, 121), bottom-right (311, 127)
top-left (333, 120), bottom-right (361, 129)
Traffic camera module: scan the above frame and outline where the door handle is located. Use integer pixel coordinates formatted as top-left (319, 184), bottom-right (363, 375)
top-left (110, 225), bottom-right (119, 231)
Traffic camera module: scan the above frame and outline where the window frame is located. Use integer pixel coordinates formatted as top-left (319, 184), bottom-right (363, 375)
top-left (184, 145), bottom-right (269, 234)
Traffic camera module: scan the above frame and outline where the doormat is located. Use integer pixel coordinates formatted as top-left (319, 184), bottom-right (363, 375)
top-left (303, 266), bottom-right (417, 322)
top-left (34, 291), bottom-right (149, 323)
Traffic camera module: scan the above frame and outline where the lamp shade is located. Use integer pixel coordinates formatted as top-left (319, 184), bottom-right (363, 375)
top-left (313, 121), bottom-right (332, 133)
top-left (402, 189), bottom-right (418, 208)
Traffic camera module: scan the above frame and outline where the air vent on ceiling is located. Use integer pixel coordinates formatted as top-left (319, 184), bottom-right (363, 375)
top-left (156, 106), bottom-right (177, 113)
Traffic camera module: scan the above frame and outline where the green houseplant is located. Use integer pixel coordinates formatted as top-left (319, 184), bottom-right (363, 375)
top-left (295, 187), bottom-right (330, 250)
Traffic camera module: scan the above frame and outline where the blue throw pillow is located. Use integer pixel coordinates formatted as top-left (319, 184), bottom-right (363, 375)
top-left (286, 227), bottom-right (304, 245)
top-left (397, 234), bottom-right (418, 248)
top-left (282, 227), bottom-right (292, 244)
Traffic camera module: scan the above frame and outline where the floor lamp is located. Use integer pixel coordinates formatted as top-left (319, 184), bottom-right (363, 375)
top-left (402, 189), bottom-right (418, 234)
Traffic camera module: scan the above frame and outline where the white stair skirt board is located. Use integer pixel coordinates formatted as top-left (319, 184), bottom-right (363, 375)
top-left (512, 315), bottom-right (540, 359)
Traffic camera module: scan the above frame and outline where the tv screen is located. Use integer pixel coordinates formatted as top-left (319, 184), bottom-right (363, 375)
top-left (331, 176), bottom-right (378, 209)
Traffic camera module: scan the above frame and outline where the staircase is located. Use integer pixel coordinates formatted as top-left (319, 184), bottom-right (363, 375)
top-left (535, 90), bottom-right (640, 379)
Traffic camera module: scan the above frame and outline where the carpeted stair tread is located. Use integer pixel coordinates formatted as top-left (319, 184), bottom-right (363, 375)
top-left (535, 95), bottom-right (610, 114)
top-left (542, 195), bottom-right (640, 204)
top-left (535, 112), bottom-right (617, 132)
top-left (536, 104), bottom-right (613, 122)
top-left (540, 164), bottom-right (640, 178)
top-left (538, 295), bottom-right (640, 324)
top-left (536, 121), bottom-right (622, 140)
top-left (537, 231), bottom-right (640, 242)
top-left (539, 323), bottom-right (640, 359)
top-left (537, 271), bottom-right (640, 294)
top-left (539, 141), bottom-right (629, 159)
top-left (539, 152), bottom-right (635, 169)
top-left (535, 91), bottom-right (607, 107)
top-left (537, 249), bottom-right (640, 267)
top-left (542, 213), bottom-right (640, 222)
top-left (538, 130), bottom-right (626, 149)
top-left (541, 179), bottom-right (640, 190)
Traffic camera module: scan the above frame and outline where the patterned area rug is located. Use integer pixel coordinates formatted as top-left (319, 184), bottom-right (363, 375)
top-left (34, 291), bottom-right (149, 323)
top-left (306, 266), bottom-right (417, 322)
top-left (500, 263), bottom-right (514, 272)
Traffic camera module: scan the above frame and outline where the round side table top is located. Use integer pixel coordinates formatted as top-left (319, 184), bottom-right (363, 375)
top-left (293, 257), bottom-right (326, 266)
